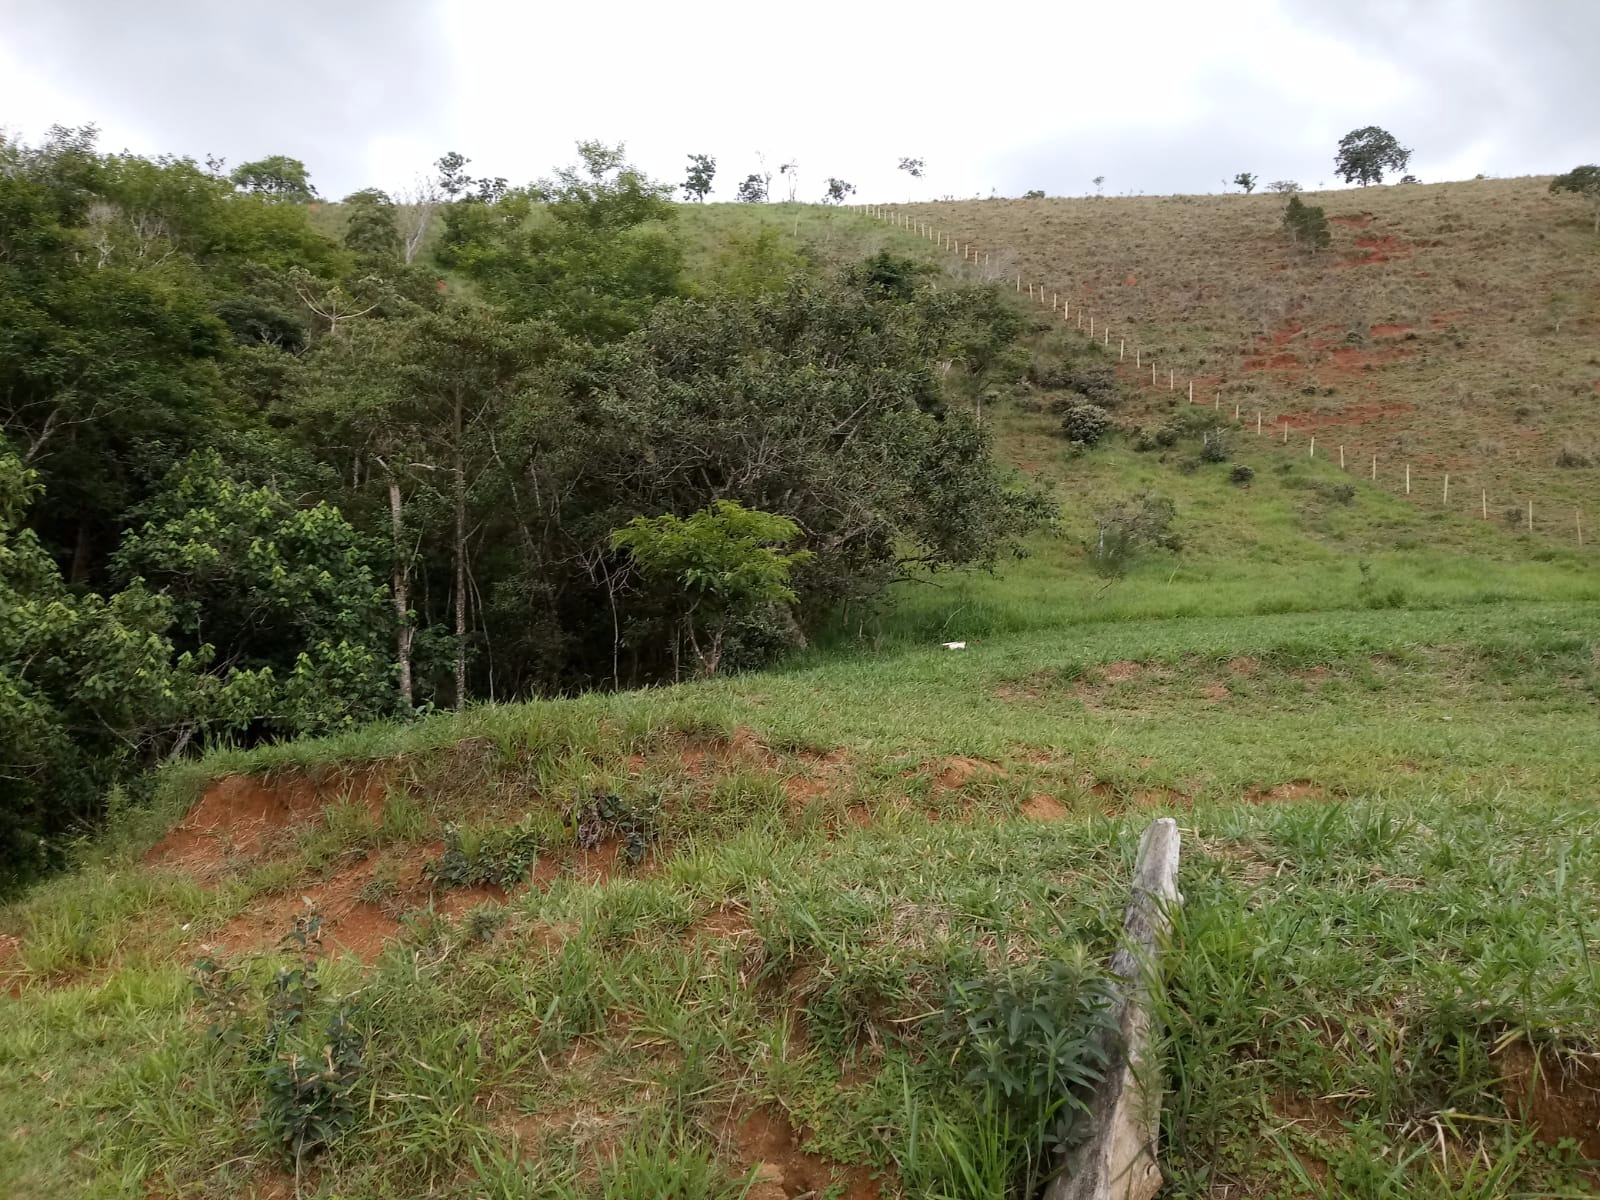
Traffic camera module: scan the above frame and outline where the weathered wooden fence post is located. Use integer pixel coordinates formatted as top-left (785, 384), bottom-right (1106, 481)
top-left (1044, 818), bottom-right (1182, 1200)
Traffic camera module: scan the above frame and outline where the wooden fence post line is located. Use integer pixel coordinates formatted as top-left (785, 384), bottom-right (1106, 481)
top-left (1169, 369), bottom-right (1175, 390)
top-left (1090, 316), bottom-right (1095, 336)
top-left (1405, 464), bottom-right (1411, 495)
top-left (1104, 328), bottom-right (1109, 346)
top-left (1578, 510), bottom-right (1584, 547)
top-left (1135, 347), bottom-right (1140, 367)
top-left (1482, 490), bottom-right (1487, 519)
top-left (1187, 380), bottom-right (1193, 403)
top-left (1371, 455), bottom-right (1377, 480)
top-left (1443, 474), bottom-right (1449, 505)
top-left (1151, 364), bottom-right (1157, 385)
top-left (1234, 401), bottom-right (1241, 420)
top-left (1309, 435), bottom-right (1315, 458)
top-left (1257, 412), bottom-right (1263, 435)
top-left (1339, 445), bottom-right (1345, 468)
top-left (1527, 500), bottom-right (1533, 532)
top-left (1214, 392), bottom-right (1220, 410)
top-left (1283, 422), bottom-right (1288, 443)
top-left (1120, 339), bottom-right (1125, 360)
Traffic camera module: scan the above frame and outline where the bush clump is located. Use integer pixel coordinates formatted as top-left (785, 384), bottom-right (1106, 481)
top-left (1230, 464), bottom-right (1255, 487)
top-left (1284, 195), bottom-right (1331, 251)
top-left (1092, 493), bottom-right (1180, 576)
top-left (1060, 403), bottom-right (1112, 447)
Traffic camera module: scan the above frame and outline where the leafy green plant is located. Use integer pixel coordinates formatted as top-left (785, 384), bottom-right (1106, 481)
top-left (188, 916), bottom-right (368, 1181)
top-left (1230, 464), bottom-right (1255, 487)
top-left (429, 816), bottom-right (543, 888)
top-left (927, 955), bottom-right (1117, 1196)
top-left (568, 791), bottom-right (659, 865)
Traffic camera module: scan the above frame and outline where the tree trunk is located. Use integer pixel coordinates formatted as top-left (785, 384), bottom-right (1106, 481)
top-left (70, 520), bottom-right (91, 586)
top-left (452, 391), bottom-right (468, 710)
top-left (387, 478), bottom-right (414, 708)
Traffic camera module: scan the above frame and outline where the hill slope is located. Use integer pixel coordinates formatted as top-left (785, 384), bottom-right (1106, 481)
top-left (889, 177), bottom-right (1600, 535)
top-left (5, 195), bottom-right (1600, 1200)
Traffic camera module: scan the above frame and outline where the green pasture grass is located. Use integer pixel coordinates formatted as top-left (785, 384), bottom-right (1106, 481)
top-left (6, 603), bottom-right (1600, 1197)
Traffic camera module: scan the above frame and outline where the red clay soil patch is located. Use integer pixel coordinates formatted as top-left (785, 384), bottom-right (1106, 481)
top-left (205, 853), bottom-right (403, 960)
top-left (1131, 787), bottom-right (1191, 810)
top-left (1329, 212), bottom-right (1374, 228)
top-left (1500, 1042), bottom-right (1600, 1159)
top-left (902, 755), bottom-right (1008, 792)
top-left (721, 1106), bottom-right (888, 1200)
top-left (147, 769), bottom-right (385, 871)
top-left (1247, 781), bottom-right (1328, 804)
top-left (1242, 351), bottom-right (1301, 371)
top-left (684, 905), bottom-right (755, 945)
top-left (1201, 683), bottom-right (1230, 704)
top-left (1370, 323), bottom-right (1412, 338)
top-left (1021, 793), bottom-right (1069, 821)
top-left (1326, 345), bottom-right (1414, 371)
top-left (1339, 234), bottom-right (1410, 267)
top-left (1100, 660), bottom-right (1145, 684)
top-left (630, 727), bottom-right (781, 779)
top-left (934, 756), bottom-right (1006, 791)
top-left (1226, 656), bottom-right (1259, 676)
top-left (782, 748), bottom-right (850, 809)
top-left (1429, 309), bottom-right (1465, 328)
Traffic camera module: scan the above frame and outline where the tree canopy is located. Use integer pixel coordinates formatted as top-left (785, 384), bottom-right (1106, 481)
top-left (0, 128), bottom-right (1051, 879)
top-left (1550, 165), bottom-right (1600, 233)
top-left (1334, 127), bottom-right (1412, 187)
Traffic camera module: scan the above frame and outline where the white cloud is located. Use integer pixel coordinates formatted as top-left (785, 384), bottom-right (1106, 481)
top-left (0, 0), bottom-right (1589, 200)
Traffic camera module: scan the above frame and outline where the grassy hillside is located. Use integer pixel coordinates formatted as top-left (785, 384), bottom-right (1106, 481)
top-left (889, 178), bottom-right (1600, 537)
top-left (5, 193), bottom-right (1600, 1200)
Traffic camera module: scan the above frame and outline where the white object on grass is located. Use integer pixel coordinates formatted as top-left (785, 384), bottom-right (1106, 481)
top-left (942, 641), bottom-right (967, 650)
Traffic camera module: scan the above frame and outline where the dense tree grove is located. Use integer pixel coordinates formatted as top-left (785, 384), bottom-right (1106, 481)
top-left (0, 127), bottom-right (1044, 877)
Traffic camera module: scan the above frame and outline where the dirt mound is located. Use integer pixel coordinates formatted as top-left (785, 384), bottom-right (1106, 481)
top-left (1021, 793), bottom-right (1069, 821)
top-left (721, 1106), bottom-right (887, 1200)
top-left (148, 769), bottom-right (385, 871)
top-left (1246, 781), bottom-right (1327, 804)
top-left (1500, 1042), bottom-right (1600, 1159)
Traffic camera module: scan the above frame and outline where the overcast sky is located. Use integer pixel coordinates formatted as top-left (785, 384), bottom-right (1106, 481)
top-left (0, 0), bottom-right (1593, 203)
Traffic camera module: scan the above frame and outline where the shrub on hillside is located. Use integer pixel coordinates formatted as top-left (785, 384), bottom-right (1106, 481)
top-left (1230, 464), bottom-right (1255, 487)
top-left (1199, 431), bottom-right (1230, 463)
top-left (1060, 403), bottom-right (1111, 447)
top-left (1029, 359), bottom-right (1118, 405)
top-left (1091, 493), bottom-right (1180, 576)
top-left (1554, 444), bottom-right (1595, 468)
top-left (1284, 195), bottom-right (1331, 251)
